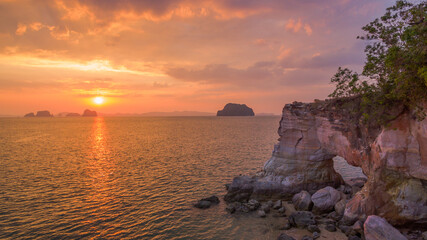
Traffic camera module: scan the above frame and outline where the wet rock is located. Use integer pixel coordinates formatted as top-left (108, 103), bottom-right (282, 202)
top-left (288, 211), bottom-right (316, 228)
top-left (273, 200), bottom-right (282, 209)
top-left (224, 176), bottom-right (254, 202)
top-left (307, 225), bottom-right (320, 233)
top-left (312, 232), bottom-right (320, 239)
top-left (194, 200), bottom-right (211, 209)
top-left (311, 186), bottom-right (341, 214)
top-left (325, 224), bottom-right (336, 232)
top-left (283, 222), bottom-right (292, 230)
top-left (292, 191), bottom-right (313, 211)
top-left (363, 215), bottom-right (407, 240)
top-left (257, 210), bottom-right (266, 218)
top-left (201, 196), bottom-right (219, 204)
top-left (277, 233), bottom-right (296, 240)
top-left (225, 205), bottom-right (236, 214)
top-left (335, 199), bottom-right (347, 216)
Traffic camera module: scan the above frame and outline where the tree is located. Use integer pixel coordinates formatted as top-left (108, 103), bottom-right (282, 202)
top-left (330, 0), bottom-right (427, 123)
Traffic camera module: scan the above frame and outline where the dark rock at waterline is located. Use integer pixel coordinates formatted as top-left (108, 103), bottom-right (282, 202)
top-left (194, 195), bottom-right (220, 209)
top-left (201, 195), bottom-right (220, 204)
top-left (194, 200), bottom-right (211, 209)
top-left (36, 110), bottom-right (53, 117)
top-left (277, 233), bottom-right (296, 240)
top-left (288, 211), bottom-right (316, 228)
top-left (217, 103), bottom-right (255, 116)
top-left (24, 112), bottom-right (35, 117)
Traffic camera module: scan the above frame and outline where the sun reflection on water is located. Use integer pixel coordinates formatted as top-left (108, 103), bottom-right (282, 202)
top-left (84, 117), bottom-right (121, 238)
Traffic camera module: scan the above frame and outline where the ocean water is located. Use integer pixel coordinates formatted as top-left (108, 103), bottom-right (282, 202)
top-left (0, 116), bottom-right (364, 239)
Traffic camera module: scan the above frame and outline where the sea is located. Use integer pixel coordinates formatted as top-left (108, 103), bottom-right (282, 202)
top-left (0, 116), bottom-right (364, 239)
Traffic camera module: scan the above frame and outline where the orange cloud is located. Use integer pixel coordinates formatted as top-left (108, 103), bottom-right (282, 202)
top-left (286, 18), bottom-right (312, 36)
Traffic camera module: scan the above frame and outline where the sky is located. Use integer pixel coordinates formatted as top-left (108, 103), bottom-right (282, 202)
top-left (0, 0), bottom-right (394, 115)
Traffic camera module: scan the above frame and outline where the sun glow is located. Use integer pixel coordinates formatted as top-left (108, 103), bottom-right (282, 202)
top-left (93, 96), bottom-right (105, 105)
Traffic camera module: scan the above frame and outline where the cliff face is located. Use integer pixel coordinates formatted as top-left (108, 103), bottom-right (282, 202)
top-left (225, 101), bottom-right (426, 225)
top-left (217, 103), bottom-right (255, 116)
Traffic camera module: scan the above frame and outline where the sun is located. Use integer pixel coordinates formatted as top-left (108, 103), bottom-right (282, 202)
top-left (93, 96), bottom-right (105, 105)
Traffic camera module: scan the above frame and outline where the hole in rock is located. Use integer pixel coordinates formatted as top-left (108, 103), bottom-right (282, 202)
top-left (333, 156), bottom-right (366, 183)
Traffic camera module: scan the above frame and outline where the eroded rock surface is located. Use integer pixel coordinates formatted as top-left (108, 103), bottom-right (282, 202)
top-left (225, 101), bottom-right (427, 226)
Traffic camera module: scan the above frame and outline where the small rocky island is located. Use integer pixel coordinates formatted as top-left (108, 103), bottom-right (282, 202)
top-left (82, 109), bottom-right (97, 117)
top-left (24, 111), bottom-right (53, 117)
top-left (217, 103), bottom-right (255, 116)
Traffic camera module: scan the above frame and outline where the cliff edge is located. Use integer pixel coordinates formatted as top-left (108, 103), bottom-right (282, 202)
top-left (225, 100), bottom-right (426, 226)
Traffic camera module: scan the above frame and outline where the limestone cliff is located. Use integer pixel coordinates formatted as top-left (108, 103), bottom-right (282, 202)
top-left (225, 101), bottom-right (426, 226)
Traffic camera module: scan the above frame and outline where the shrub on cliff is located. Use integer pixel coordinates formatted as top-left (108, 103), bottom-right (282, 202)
top-left (329, 0), bottom-right (427, 124)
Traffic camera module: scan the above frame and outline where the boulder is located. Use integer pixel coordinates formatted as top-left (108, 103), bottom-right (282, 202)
top-left (273, 200), bottom-right (282, 209)
top-left (301, 236), bottom-right (313, 240)
top-left (194, 195), bottom-right (219, 209)
top-left (277, 233), bottom-right (296, 240)
top-left (201, 195), bottom-right (219, 204)
top-left (24, 112), bottom-right (35, 117)
top-left (334, 199), bottom-right (347, 216)
top-left (288, 211), bottom-right (316, 228)
top-left (292, 191), bottom-right (313, 211)
top-left (257, 210), bottom-right (266, 218)
top-left (307, 225), bottom-right (320, 233)
top-left (217, 103), bottom-right (255, 116)
top-left (363, 215), bottom-right (407, 240)
top-left (311, 186), bottom-right (341, 213)
top-left (194, 200), bottom-right (211, 209)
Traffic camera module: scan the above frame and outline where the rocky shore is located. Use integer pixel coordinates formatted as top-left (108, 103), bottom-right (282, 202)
top-left (222, 101), bottom-right (427, 240)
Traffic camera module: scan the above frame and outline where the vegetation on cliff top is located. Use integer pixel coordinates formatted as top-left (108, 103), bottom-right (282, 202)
top-left (329, 0), bottom-right (427, 125)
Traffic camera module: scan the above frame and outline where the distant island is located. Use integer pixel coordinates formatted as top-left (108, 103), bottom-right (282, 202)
top-left (24, 109), bottom-right (97, 117)
top-left (82, 109), bottom-right (97, 117)
top-left (24, 111), bottom-right (53, 117)
top-left (217, 103), bottom-right (255, 116)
